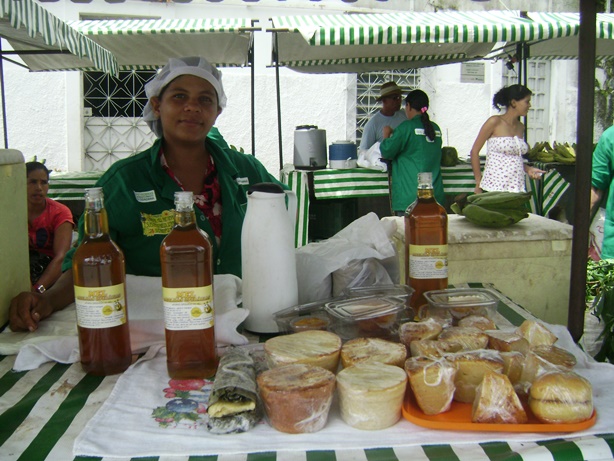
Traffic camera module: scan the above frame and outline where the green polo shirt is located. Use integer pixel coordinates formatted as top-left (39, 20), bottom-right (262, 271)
top-left (380, 115), bottom-right (445, 212)
top-left (63, 136), bottom-right (283, 278)
top-left (592, 125), bottom-right (614, 259)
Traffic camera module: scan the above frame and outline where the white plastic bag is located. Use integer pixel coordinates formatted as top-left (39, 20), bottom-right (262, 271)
top-left (589, 207), bottom-right (606, 261)
top-left (295, 212), bottom-right (399, 304)
top-left (357, 142), bottom-right (388, 172)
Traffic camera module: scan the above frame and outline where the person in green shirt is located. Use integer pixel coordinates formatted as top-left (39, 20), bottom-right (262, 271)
top-left (591, 125), bottom-right (614, 259)
top-left (10, 56), bottom-right (283, 332)
top-left (380, 89), bottom-right (445, 214)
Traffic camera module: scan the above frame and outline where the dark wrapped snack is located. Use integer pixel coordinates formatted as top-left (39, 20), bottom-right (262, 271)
top-left (207, 346), bottom-right (263, 434)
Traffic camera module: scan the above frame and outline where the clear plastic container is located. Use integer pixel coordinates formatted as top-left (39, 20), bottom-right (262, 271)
top-left (325, 296), bottom-right (411, 340)
top-left (342, 284), bottom-right (414, 300)
top-left (421, 288), bottom-right (499, 324)
top-left (273, 299), bottom-right (333, 334)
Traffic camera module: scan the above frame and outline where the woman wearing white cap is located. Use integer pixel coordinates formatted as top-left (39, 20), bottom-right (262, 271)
top-left (9, 56), bottom-right (284, 332)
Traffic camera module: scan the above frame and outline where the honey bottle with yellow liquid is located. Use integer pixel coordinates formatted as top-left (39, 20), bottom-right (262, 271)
top-left (160, 191), bottom-right (217, 379)
top-left (404, 172), bottom-right (448, 316)
top-left (72, 187), bottom-right (132, 375)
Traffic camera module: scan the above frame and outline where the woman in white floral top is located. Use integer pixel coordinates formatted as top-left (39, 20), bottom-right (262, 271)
top-left (470, 84), bottom-right (545, 194)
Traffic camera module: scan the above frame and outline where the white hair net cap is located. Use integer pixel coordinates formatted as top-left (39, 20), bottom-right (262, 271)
top-left (142, 56), bottom-right (227, 138)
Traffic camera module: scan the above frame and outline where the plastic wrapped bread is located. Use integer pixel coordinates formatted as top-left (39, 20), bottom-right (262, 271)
top-left (500, 351), bottom-right (525, 386)
top-left (517, 319), bottom-right (558, 347)
top-left (439, 327), bottom-right (489, 351)
top-left (529, 370), bottom-right (593, 423)
top-left (404, 356), bottom-right (457, 415)
top-left (207, 346), bottom-right (263, 434)
top-left (447, 349), bottom-right (504, 403)
top-left (517, 347), bottom-right (574, 395)
top-left (264, 330), bottom-right (342, 373)
top-left (487, 330), bottom-right (530, 354)
top-left (340, 337), bottom-right (407, 368)
top-left (458, 314), bottom-right (496, 331)
top-left (398, 318), bottom-right (443, 347)
top-left (336, 362), bottom-right (407, 429)
top-left (257, 364), bottom-right (335, 433)
top-left (472, 371), bottom-right (528, 424)
top-left (409, 339), bottom-right (462, 358)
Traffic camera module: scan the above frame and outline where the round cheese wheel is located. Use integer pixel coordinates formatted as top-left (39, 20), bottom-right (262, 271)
top-left (336, 362), bottom-right (407, 430)
top-left (264, 330), bottom-right (342, 373)
top-left (340, 337), bottom-right (407, 368)
top-left (257, 364), bottom-right (336, 433)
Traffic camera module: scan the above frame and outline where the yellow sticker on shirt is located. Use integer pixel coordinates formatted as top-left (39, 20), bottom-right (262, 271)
top-left (141, 210), bottom-right (174, 236)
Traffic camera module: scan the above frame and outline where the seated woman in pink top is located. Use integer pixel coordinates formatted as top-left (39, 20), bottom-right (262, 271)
top-left (26, 161), bottom-right (74, 294)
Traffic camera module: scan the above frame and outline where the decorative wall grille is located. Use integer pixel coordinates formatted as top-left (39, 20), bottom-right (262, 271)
top-left (83, 70), bottom-right (157, 171)
top-left (356, 69), bottom-right (420, 144)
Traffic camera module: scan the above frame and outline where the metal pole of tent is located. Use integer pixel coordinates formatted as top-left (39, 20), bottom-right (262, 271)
top-left (568, 1), bottom-right (596, 341)
top-left (274, 32), bottom-right (283, 171)
top-left (249, 33), bottom-right (255, 156)
top-left (0, 41), bottom-right (8, 148)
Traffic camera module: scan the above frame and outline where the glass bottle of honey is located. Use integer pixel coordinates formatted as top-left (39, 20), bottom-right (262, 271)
top-left (72, 187), bottom-right (132, 376)
top-left (160, 191), bottom-right (217, 379)
top-left (404, 172), bottom-right (448, 316)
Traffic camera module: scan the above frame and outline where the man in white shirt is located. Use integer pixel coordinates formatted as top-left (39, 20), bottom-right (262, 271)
top-left (359, 81), bottom-right (407, 152)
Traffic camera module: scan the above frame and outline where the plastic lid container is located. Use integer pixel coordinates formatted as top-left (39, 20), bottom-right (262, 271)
top-left (343, 284), bottom-right (414, 300)
top-left (325, 296), bottom-right (410, 339)
top-left (422, 288), bottom-right (499, 323)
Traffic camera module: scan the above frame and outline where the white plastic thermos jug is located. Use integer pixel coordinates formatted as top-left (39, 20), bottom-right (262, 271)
top-left (241, 183), bottom-right (298, 333)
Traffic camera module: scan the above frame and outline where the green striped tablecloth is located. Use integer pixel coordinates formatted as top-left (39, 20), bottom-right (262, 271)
top-left (0, 283), bottom-right (612, 461)
top-left (281, 164), bottom-right (571, 247)
top-left (48, 171), bottom-right (103, 201)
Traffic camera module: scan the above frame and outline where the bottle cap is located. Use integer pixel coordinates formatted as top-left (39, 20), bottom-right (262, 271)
top-left (418, 172), bottom-right (432, 184)
top-left (174, 191), bottom-right (194, 208)
top-left (84, 187), bottom-right (103, 200)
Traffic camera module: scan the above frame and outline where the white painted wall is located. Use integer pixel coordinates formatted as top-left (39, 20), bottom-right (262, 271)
top-left (0, 0), bottom-right (582, 175)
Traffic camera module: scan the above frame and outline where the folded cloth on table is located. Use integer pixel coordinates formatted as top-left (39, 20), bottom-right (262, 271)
top-left (2, 274), bottom-right (248, 371)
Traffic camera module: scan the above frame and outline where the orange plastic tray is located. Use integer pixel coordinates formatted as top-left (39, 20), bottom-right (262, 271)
top-left (402, 391), bottom-right (597, 432)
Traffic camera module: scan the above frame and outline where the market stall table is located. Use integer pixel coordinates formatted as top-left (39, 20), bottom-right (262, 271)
top-left (282, 164), bottom-right (570, 246)
top-left (1, 284), bottom-right (613, 461)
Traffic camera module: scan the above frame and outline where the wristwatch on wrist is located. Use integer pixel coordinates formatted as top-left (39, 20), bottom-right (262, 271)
top-left (35, 284), bottom-right (46, 294)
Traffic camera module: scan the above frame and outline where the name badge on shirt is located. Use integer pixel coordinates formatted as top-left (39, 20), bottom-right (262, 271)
top-left (134, 190), bottom-right (157, 203)
top-left (236, 177), bottom-right (249, 186)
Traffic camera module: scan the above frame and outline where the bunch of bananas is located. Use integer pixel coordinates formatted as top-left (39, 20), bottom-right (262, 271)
top-left (524, 141), bottom-right (576, 164)
top-left (450, 191), bottom-right (532, 228)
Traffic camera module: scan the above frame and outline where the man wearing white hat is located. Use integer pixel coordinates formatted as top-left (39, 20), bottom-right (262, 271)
top-left (358, 81), bottom-right (407, 152)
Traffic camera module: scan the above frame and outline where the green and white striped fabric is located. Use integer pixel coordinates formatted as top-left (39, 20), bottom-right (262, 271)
top-left (527, 163), bottom-right (571, 216)
top-left (0, 0), bottom-right (118, 74)
top-left (525, 12), bottom-right (614, 60)
top-left (48, 171), bottom-right (102, 201)
top-left (70, 18), bottom-right (256, 70)
top-left (1, 283), bottom-right (613, 461)
top-left (271, 11), bottom-right (578, 72)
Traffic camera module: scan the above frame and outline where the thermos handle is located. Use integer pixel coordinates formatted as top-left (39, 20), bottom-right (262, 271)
top-left (285, 190), bottom-right (297, 240)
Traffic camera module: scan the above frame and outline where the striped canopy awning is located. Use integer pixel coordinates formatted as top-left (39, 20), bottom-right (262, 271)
top-left (521, 12), bottom-right (614, 60)
top-left (0, 0), bottom-right (117, 74)
top-left (70, 17), bottom-right (258, 70)
top-left (270, 10), bottom-right (579, 73)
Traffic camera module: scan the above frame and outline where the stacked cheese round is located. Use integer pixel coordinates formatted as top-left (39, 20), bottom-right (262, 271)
top-left (257, 363), bottom-right (336, 433)
top-left (336, 362), bottom-right (407, 430)
top-left (264, 330), bottom-right (342, 373)
top-left (340, 337), bottom-right (407, 368)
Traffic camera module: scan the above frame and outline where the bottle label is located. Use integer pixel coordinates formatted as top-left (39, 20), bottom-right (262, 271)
top-left (409, 244), bottom-right (448, 279)
top-left (74, 283), bottom-right (127, 329)
top-left (162, 286), bottom-right (214, 331)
